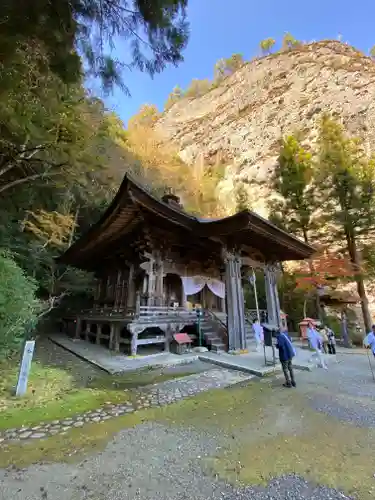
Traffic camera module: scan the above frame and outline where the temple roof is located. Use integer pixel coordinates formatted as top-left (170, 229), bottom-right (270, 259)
top-left (58, 174), bottom-right (315, 269)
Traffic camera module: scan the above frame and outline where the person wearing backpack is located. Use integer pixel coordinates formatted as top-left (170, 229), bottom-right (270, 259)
top-left (276, 329), bottom-right (296, 388)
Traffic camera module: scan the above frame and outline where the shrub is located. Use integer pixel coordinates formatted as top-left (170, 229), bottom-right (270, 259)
top-left (0, 250), bottom-right (39, 357)
top-left (214, 53), bottom-right (244, 81)
top-left (164, 85), bottom-right (184, 110)
top-left (260, 38), bottom-right (276, 55)
top-left (184, 79), bottom-right (212, 98)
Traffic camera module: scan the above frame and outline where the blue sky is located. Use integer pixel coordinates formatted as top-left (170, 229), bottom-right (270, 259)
top-left (104, 0), bottom-right (375, 125)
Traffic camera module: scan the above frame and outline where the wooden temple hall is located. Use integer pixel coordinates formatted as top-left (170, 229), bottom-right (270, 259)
top-left (58, 174), bottom-right (315, 356)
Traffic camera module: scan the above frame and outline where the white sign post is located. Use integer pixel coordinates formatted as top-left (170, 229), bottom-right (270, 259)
top-left (15, 340), bottom-right (36, 397)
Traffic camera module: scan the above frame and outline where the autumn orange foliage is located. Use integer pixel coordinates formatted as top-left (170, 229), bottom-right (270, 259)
top-left (295, 252), bottom-right (357, 292)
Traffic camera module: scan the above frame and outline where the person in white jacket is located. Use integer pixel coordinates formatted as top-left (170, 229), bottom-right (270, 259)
top-left (252, 319), bottom-right (264, 352)
top-left (307, 323), bottom-right (327, 369)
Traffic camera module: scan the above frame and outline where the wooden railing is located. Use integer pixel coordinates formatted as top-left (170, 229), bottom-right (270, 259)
top-left (206, 309), bottom-right (228, 346)
top-left (245, 309), bottom-right (268, 324)
top-left (136, 305), bottom-right (196, 322)
top-left (206, 309), bottom-right (227, 329)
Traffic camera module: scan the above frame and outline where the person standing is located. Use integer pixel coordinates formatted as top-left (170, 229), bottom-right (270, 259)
top-left (319, 325), bottom-right (329, 354)
top-left (253, 319), bottom-right (264, 352)
top-left (364, 325), bottom-right (375, 357)
top-left (307, 322), bottom-right (327, 369)
top-left (327, 327), bottom-right (336, 355)
top-left (276, 329), bottom-right (296, 388)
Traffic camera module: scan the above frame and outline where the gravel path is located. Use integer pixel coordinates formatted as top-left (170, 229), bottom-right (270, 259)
top-left (0, 423), bottom-right (352, 500)
top-left (294, 352), bottom-right (375, 427)
top-left (1, 351), bottom-right (372, 500)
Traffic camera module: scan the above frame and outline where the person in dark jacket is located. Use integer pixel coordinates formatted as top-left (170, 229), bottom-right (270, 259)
top-left (276, 330), bottom-right (296, 388)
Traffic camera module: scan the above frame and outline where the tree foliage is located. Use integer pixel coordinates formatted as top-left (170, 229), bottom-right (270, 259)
top-left (316, 114), bottom-right (375, 331)
top-left (282, 32), bottom-right (299, 50)
top-left (260, 38), bottom-right (276, 55)
top-left (184, 79), bottom-right (212, 98)
top-left (127, 104), bottom-right (161, 129)
top-left (295, 252), bottom-right (356, 292)
top-left (184, 160), bottom-right (226, 217)
top-left (0, 250), bottom-right (39, 357)
top-left (235, 182), bottom-right (250, 212)
top-left (269, 135), bottom-right (316, 243)
top-left (214, 53), bottom-right (244, 81)
top-left (271, 116), bottom-right (375, 330)
top-left (0, 42), bottom-right (112, 195)
top-left (0, 0), bottom-right (190, 92)
top-left (164, 85), bottom-right (184, 110)
top-left (125, 119), bottom-right (225, 215)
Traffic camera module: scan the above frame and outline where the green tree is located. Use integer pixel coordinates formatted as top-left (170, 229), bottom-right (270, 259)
top-left (0, 250), bottom-right (39, 357)
top-left (0, 44), bottom-right (112, 196)
top-left (259, 38), bottom-right (276, 55)
top-left (282, 32), bottom-right (299, 50)
top-left (214, 53), bottom-right (244, 81)
top-left (269, 135), bottom-right (316, 243)
top-left (0, 0), bottom-right (190, 91)
top-left (184, 161), bottom-right (226, 217)
top-left (370, 45), bottom-right (375, 59)
top-left (317, 115), bottom-right (375, 332)
top-left (128, 104), bottom-right (161, 129)
top-left (164, 86), bottom-right (184, 110)
top-left (184, 79), bottom-right (212, 98)
top-left (235, 183), bottom-right (250, 211)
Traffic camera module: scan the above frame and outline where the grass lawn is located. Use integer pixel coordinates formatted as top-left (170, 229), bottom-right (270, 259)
top-left (0, 359), bottom-right (188, 430)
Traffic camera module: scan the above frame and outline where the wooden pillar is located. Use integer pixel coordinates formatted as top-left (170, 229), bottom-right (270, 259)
top-left (181, 281), bottom-right (187, 309)
top-left (223, 249), bottom-right (246, 351)
top-left (84, 322), bottom-right (91, 341)
top-left (93, 279), bottom-right (101, 310)
top-left (118, 271), bottom-right (127, 311)
top-left (74, 317), bottom-right (82, 340)
top-left (113, 270), bottom-right (122, 311)
top-left (264, 264), bottom-right (281, 329)
top-left (96, 323), bottom-right (102, 345)
top-left (146, 251), bottom-right (165, 306)
top-left (131, 332), bottom-right (138, 356)
top-left (154, 257), bottom-right (165, 306)
top-left (126, 264), bottom-right (135, 309)
top-left (147, 254), bottom-right (156, 306)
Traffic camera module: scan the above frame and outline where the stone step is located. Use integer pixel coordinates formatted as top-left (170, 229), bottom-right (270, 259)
top-left (205, 336), bottom-right (222, 344)
top-left (211, 344), bottom-right (226, 352)
top-left (200, 319), bottom-right (226, 352)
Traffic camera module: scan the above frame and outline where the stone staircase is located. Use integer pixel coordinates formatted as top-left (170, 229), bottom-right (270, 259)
top-left (200, 316), bottom-right (227, 352)
top-left (245, 322), bottom-right (256, 351)
top-left (200, 313), bottom-right (256, 353)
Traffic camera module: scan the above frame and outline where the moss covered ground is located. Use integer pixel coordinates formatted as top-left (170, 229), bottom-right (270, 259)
top-left (2, 379), bottom-right (374, 499)
top-left (0, 358), bottom-right (190, 430)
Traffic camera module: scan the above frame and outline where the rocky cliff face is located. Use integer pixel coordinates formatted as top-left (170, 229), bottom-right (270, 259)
top-left (154, 41), bottom-right (375, 214)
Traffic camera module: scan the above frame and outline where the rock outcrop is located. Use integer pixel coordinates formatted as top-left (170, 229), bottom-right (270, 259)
top-left (154, 41), bottom-right (375, 213)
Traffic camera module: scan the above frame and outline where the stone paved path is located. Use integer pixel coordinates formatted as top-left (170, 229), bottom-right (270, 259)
top-left (0, 369), bottom-right (254, 444)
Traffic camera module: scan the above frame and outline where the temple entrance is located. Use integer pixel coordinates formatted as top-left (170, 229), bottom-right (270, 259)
top-left (187, 284), bottom-right (223, 311)
top-left (164, 273), bottom-right (183, 307)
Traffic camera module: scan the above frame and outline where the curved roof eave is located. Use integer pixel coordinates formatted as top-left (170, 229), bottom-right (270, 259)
top-left (58, 174), bottom-right (315, 265)
top-left (195, 210), bottom-right (315, 259)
